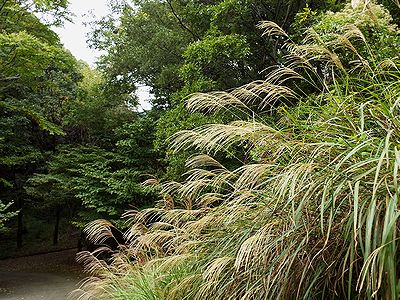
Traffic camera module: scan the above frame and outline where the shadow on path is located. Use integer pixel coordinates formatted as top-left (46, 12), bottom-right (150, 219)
top-left (0, 249), bottom-right (84, 300)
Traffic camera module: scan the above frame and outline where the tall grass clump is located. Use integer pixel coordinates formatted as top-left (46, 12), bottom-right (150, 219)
top-left (72, 2), bottom-right (400, 300)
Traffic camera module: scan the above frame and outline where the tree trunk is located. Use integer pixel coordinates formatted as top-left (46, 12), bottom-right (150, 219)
top-left (16, 198), bottom-right (23, 248)
top-left (13, 167), bottom-right (23, 249)
top-left (53, 206), bottom-right (61, 246)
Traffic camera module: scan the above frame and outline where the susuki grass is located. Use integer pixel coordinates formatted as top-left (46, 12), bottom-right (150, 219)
top-left (72, 3), bottom-right (400, 300)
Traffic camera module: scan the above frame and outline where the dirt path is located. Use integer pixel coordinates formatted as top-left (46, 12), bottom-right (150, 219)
top-left (0, 249), bottom-right (84, 300)
top-left (0, 272), bottom-right (78, 300)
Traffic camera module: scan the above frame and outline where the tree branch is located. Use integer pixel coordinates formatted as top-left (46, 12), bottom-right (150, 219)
top-left (0, 0), bottom-right (9, 15)
top-left (166, 0), bottom-right (199, 41)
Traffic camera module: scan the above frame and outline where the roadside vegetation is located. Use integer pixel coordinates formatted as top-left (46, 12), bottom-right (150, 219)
top-left (75, 2), bottom-right (400, 300)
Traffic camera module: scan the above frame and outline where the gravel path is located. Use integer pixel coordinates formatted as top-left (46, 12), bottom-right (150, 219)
top-left (0, 249), bottom-right (84, 300)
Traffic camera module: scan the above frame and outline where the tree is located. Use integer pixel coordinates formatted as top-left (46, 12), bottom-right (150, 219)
top-left (86, 0), bottom-right (350, 183)
top-left (0, 0), bottom-right (81, 247)
top-left (90, 0), bottom-right (347, 107)
top-left (0, 0), bottom-right (71, 27)
top-left (27, 65), bottom-right (161, 233)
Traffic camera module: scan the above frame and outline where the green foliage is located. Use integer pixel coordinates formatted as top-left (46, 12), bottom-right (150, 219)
top-left (140, 0), bottom-right (350, 188)
top-left (77, 3), bottom-right (400, 300)
top-left (0, 31), bottom-right (71, 83)
top-left (64, 63), bottom-right (134, 146)
top-left (0, 101), bottom-right (65, 136)
top-left (179, 33), bottom-right (251, 94)
top-left (27, 108), bottom-right (162, 227)
top-left (21, 0), bottom-right (70, 25)
top-left (0, 26), bottom-right (79, 169)
top-left (115, 112), bottom-right (162, 170)
top-left (311, 3), bottom-right (400, 62)
top-left (86, 0), bottom-right (352, 190)
top-left (0, 0), bottom-right (69, 38)
top-left (0, 201), bottom-right (18, 232)
top-left (0, 0), bottom-right (80, 241)
top-left (92, 0), bottom-right (193, 105)
top-left (27, 143), bottom-right (159, 227)
top-left (67, 146), bottom-right (152, 218)
top-left (91, 0), bottom-right (347, 106)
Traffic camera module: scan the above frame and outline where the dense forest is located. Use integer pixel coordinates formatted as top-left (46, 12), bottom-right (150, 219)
top-left (1, 0), bottom-right (400, 299)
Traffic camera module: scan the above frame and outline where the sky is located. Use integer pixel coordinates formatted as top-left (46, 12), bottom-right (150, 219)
top-left (53, 0), bottom-right (152, 109)
top-left (52, 0), bottom-right (108, 66)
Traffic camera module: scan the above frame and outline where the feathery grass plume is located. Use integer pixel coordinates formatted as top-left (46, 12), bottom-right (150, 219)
top-left (185, 154), bottom-right (227, 170)
top-left (84, 220), bottom-right (119, 246)
top-left (257, 21), bottom-right (289, 39)
top-left (170, 121), bottom-right (281, 154)
top-left (185, 91), bottom-right (251, 115)
top-left (74, 3), bottom-right (400, 299)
